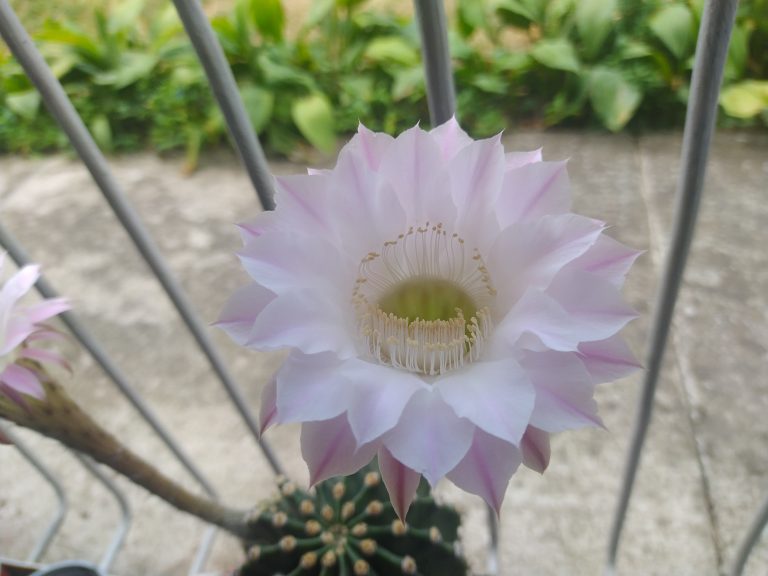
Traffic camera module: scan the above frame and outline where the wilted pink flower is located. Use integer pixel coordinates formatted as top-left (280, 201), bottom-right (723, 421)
top-left (0, 255), bottom-right (70, 405)
top-left (219, 119), bottom-right (641, 517)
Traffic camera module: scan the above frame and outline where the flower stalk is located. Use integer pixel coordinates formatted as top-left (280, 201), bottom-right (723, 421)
top-left (0, 362), bottom-right (257, 540)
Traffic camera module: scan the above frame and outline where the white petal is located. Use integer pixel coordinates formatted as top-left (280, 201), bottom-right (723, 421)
top-left (488, 214), bottom-right (605, 312)
top-left (300, 414), bottom-right (378, 486)
top-left (379, 125), bottom-right (457, 225)
top-left (378, 446), bottom-right (422, 521)
top-left (522, 351), bottom-right (603, 432)
top-left (578, 335), bottom-right (642, 383)
top-left (276, 352), bottom-right (348, 424)
top-left (506, 149), bottom-right (542, 170)
top-left (343, 360), bottom-right (424, 445)
top-left (273, 173), bottom-right (336, 236)
top-left (497, 161), bottom-right (571, 227)
top-left (238, 230), bottom-right (353, 297)
top-left (348, 124), bottom-right (395, 170)
top-left (447, 428), bottom-right (521, 514)
top-left (568, 234), bottom-right (644, 286)
top-left (547, 269), bottom-right (638, 339)
top-left (247, 291), bottom-right (356, 358)
top-left (436, 359), bottom-right (534, 445)
top-left (429, 116), bottom-right (474, 160)
top-left (383, 388), bottom-right (474, 486)
top-left (216, 283), bottom-right (276, 345)
top-left (449, 134), bottom-right (505, 249)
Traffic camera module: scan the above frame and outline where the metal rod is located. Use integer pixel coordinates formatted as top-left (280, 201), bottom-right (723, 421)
top-left (413, 0), bottom-right (456, 126)
top-left (730, 490), bottom-right (768, 576)
top-left (0, 0), bottom-right (283, 477)
top-left (73, 454), bottom-right (131, 572)
top-left (171, 0), bottom-right (275, 210)
top-left (0, 422), bottom-right (68, 562)
top-left (605, 0), bottom-right (739, 572)
top-left (0, 222), bottom-right (220, 570)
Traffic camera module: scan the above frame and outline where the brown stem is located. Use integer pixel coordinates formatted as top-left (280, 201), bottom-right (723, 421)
top-left (0, 364), bottom-right (258, 539)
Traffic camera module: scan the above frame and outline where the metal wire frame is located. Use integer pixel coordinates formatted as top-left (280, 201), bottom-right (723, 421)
top-left (0, 0), bottom-right (282, 478)
top-left (0, 422), bottom-right (67, 563)
top-left (0, 423), bottom-right (129, 573)
top-left (605, 0), bottom-right (743, 573)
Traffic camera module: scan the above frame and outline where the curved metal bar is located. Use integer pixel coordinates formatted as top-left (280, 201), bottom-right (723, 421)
top-left (188, 526), bottom-right (218, 576)
top-left (0, 0), bottom-right (283, 477)
top-left (414, 0), bottom-right (456, 126)
top-left (0, 222), bottom-right (220, 571)
top-left (729, 490), bottom-right (768, 576)
top-left (605, 0), bottom-right (739, 572)
top-left (0, 422), bottom-right (68, 562)
top-left (72, 454), bottom-right (131, 572)
top-left (171, 0), bottom-right (275, 211)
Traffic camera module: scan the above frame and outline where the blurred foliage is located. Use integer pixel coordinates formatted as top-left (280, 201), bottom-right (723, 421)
top-left (0, 0), bottom-right (766, 166)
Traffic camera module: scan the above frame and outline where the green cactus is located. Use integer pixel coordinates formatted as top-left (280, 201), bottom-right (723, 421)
top-left (238, 463), bottom-right (468, 576)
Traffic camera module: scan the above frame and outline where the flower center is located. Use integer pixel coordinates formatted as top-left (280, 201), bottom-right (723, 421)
top-left (353, 223), bottom-right (495, 376)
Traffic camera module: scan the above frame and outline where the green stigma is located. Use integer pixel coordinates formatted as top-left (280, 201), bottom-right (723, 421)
top-left (377, 278), bottom-right (477, 322)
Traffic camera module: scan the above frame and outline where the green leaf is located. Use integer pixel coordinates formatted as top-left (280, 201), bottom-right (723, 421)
top-left (239, 83), bottom-right (275, 132)
top-left (93, 52), bottom-right (158, 89)
top-left (392, 67), bottom-right (424, 100)
top-left (530, 38), bottom-right (580, 73)
top-left (649, 4), bottom-right (694, 60)
top-left (495, 0), bottom-right (541, 27)
top-left (107, 0), bottom-right (146, 34)
top-left (720, 81), bottom-right (768, 119)
top-left (588, 67), bottom-right (642, 131)
top-left (90, 114), bottom-right (112, 151)
top-left (725, 23), bottom-right (751, 80)
top-left (304, 0), bottom-right (334, 28)
top-left (291, 93), bottom-right (336, 153)
top-left (364, 36), bottom-right (419, 66)
top-left (575, 0), bottom-right (616, 59)
top-left (250, 0), bottom-right (285, 42)
top-left (258, 52), bottom-right (315, 89)
top-left (6, 90), bottom-right (41, 120)
top-left (457, 0), bottom-right (487, 37)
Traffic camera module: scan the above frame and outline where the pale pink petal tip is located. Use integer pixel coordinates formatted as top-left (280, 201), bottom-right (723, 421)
top-left (520, 427), bottom-right (551, 474)
top-left (301, 414), bottom-right (377, 487)
top-left (0, 364), bottom-right (45, 400)
top-left (0, 427), bottom-right (12, 445)
top-left (258, 376), bottom-right (278, 437)
top-left (379, 446), bottom-right (421, 521)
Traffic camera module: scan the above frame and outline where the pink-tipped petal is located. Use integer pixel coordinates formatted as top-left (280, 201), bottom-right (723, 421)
top-left (520, 426), bottom-right (551, 473)
top-left (506, 149), bottom-right (542, 170)
top-left (351, 124), bottom-right (395, 170)
top-left (497, 161), bottom-right (571, 226)
top-left (578, 335), bottom-right (642, 383)
top-left (379, 446), bottom-right (422, 520)
top-left (301, 414), bottom-right (378, 486)
top-left (22, 298), bottom-right (70, 323)
top-left (447, 428), bottom-right (522, 515)
top-left (569, 234), bottom-right (644, 286)
top-left (383, 389), bottom-right (474, 486)
top-left (0, 364), bottom-right (44, 400)
top-left (18, 347), bottom-right (71, 372)
top-left (0, 427), bottom-right (11, 445)
top-left (379, 125), bottom-right (456, 225)
top-left (0, 317), bottom-right (35, 355)
top-left (275, 353), bottom-right (348, 424)
top-left (274, 173), bottom-right (335, 234)
top-left (216, 283), bottom-right (276, 345)
top-left (437, 359), bottom-right (534, 445)
top-left (259, 375), bottom-right (278, 436)
top-left (523, 351), bottom-right (603, 432)
top-left (429, 116), bottom-right (474, 160)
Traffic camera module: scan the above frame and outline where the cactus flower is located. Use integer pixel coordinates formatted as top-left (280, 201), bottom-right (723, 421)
top-left (0, 255), bottom-right (69, 405)
top-left (219, 119), bottom-right (641, 517)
